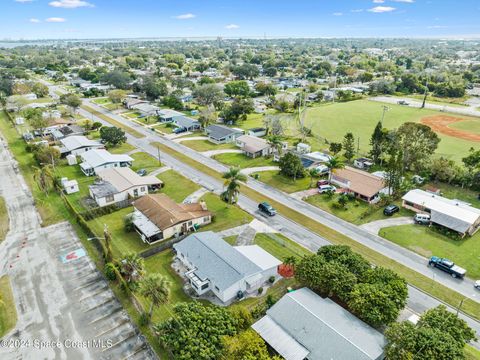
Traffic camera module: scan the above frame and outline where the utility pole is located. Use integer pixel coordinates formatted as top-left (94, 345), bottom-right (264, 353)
top-left (381, 105), bottom-right (390, 122)
top-left (421, 79), bottom-right (429, 109)
top-left (456, 297), bottom-right (466, 316)
top-left (157, 145), bottom-right (161, 166)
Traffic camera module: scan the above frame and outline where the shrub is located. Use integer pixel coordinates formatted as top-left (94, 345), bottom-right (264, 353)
top-left (124, 213), bottom-right (134, 232)
top-left (268, 276), bottom-right (275, 284)
top-left (104, 262), bottom-right (117, 281)
top-left (139, 312), bottom-right (150, 326)
top-left (257, 287), bottom-right (263, 294)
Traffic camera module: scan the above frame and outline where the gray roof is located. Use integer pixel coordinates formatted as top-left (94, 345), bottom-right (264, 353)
top-left (253, 288), bottom-right (386, 360)
top-left (173, 231), bottom-right (262, 291)
top-left (206, 125), bottom-right (242, 140)
top-left (60, 135), bottom-right (103, 152)
top-left (89, 181), bottom-right (117, 198)
top-left (172, 115), bottom-right (199, 129)
top-left (79, 149), bottom-right (133, 168)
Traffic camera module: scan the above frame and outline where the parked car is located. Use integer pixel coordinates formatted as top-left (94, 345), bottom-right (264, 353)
top-left (258, 202), bottom-right (276, 216)
top-left (383, 204), bottom-right (399, 216)
top-left (318, 185), bottom-right (337, 194)
top-left (475, 280), bottom-right (480, 290)
top-left (317, 179), bottom-right (330, 187)
top-left (428, 256), bottom-right (466, 278)
top-left (414, 213), bottom-right (431, 225)
top-left (173, 127), bottom-right (187, 134)
top-left (314, 165), bottom-right (329, 175)
top-left (397, 100), bottom-right (409, 106)
top-left (136, 169), bottom-right (147, 176)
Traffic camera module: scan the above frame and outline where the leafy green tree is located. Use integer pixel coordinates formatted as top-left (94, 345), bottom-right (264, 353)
top-left (141, 76), bottom-right (168, 100)
top-left (60, 93), bottom-right (81, 113)
top-left (138, 274), bottom-right (170, 321)
top-left (25, 108), bottom-right (49, 133)
top-left (317, 245), bottom-right (370, 278)
top-left (222, 329), bottom-right (281, 360)
top-left (193, 83), bottom-right (224, 106)
top-left (31, 82), bottom-right (49, 98)
top-left (119, 253), bottom-right (145, 286)
top-left (385, 147), bottom-right (404, 197)
top-left (255, 82), bottom-right (277, 96)
top-left (198, 105), bottom-right (217, 129)
top-left (162, 95), bottom-right (183, 110)
top-left (369, 121), bottom-right (386, 164)
top-left (231, 64), bottom-right (260, 80)
top-left (222, 167), bottom-right (247, 204)
top-left (155, 302), bottom-right (238, 360)
top-left (33, 165), bottom-right (55, 195)
top-left (33, 146), bottom-right (60, 166)
top-left (221, 98), bottom-right (254, 124)
top-left (224, 80), bottom-right (251, 98)
top-left (329, 142), bottom-right (342, 156)
top-left (101, 70), bottom-right (132, 90)
top-left (279, 152), bottom-right (305, 180)
top-left (308, 168), bottom-right (319, 188)
top-left (107, 89), bottom-right (127, 104)
top-left (100, 126), bottom-right (127, 147)
top-left (343, 132), bottom-right (356, 161)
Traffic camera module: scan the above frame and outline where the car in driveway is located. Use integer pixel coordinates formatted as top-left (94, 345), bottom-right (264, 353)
top-left (475, 280), bottom-right (480, 290)
top-left (258, 202), bottom-right (276, 216)
top-left (173, 127), bottom-right (187, 134)
top-left (428, 256), bottom-right (466, 278)
top-left (136, 169), bottom-right (147, 176)
top-left (318, 184), bottom-right (336, 194)
top-left (414, 213), bottom-right (431, 225)
top-left (317, 179), bottom-right (330, 187)
top-left (383, 204), bottom-right (399, 216)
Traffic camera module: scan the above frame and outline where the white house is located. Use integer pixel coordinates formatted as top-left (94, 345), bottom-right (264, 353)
top-left (174, 231), bottom-right (282, 303)
top-left (158, 109), bottom-right (185, 122)
top-left (402, 189), bottom-right (480, 236)
top-left (79, 149), bottom-right (133, 176)
top-left (236, 135), bottom-right (272, 158)
top-left (89, 167), bottom-right (162, 207)
top-left (60, 135), bottom-right (104, 156)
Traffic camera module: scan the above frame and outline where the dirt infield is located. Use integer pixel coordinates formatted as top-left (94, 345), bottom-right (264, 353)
top-left (421, 115), bottom-right (480, 142)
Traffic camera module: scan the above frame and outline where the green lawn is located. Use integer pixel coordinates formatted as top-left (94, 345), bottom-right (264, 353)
top-left (426, 182), bottom-right (480, 209)
top-left (306, 194), bottom-right (413, 225)
top-left (254, 233), bottom-right (311, 260)
top-left (403, 94), bottom-right (469, 107)
top-left (253, 170), bottom-right (312, 193)
top-left (87, 207), bottom-right (151, 257)
top-left (0, 197), bottom-right (8, 242)
top-left (92, 98), bottom-right (110, 105)
top-left (81, 105), bottom-right (144, 138)
top-left (448, 119), bottom-right (480, 136)
top-left (156, 170), bottom-right (200, 203)
top-left (212, 153), bottom-right (275, 169)
top-left (466, 345), bottom-right (480, 360)
top-left (107, 142), bottom-right (136, 154)
top-left (298, 99), bottom-right (480, 162)
top-left (0, 276), bottom-right (17, 338)
top-left (152, 123), bottom-right (175, 134)
top-left (181, 139), bottom-right (236, 152)
top-left (123, 111), bottom-right (141, 119)
top-left (380, 224), bottom-right (480, 279)
top-left (200, 193), bottom-right (253, 232)
top-left (130, 152), bottom-right (162, 173)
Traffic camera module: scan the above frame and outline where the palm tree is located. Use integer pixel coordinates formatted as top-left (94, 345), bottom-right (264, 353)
top-left (326, 157), bottom-right (345, 182)
top-left (139, 273), bottom-right (170, 321)
top-left (283, 256), bottom-right (297, 268)
top-left (308, 168), bottom-right (319, 188)
top-left (119, 253), bottom-right (145, 286)
top-left (33, 165), bottom-right (55, 195)
top-left (222, 167), bottom-right (247, 204)
top-left (267, 135), bottom-right (284, 158)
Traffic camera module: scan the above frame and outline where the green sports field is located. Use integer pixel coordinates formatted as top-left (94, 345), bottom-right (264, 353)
top-left (293, 100), bottom-right (480, 162)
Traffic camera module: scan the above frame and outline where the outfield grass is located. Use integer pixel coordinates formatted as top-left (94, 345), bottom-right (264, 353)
top-left (254, 233), bottom-right (311, 260)
top-left (449, 119), bottom-right (480, 136)
top-left (81, 105), bottom-right (144, 138)
top-left (200, 193), bottom-right (253, 232)
top-left (130, 152), bottom-right (161, 173)
top-left (306, 194), bottom-right (413, 225)
top-left (181, 139), bottom-right (236, 152)
top-left (107, 142), bottom-right (136, 154)
top-left (252, 170), bottom-right (312, 193)
top-left (157, 170), bottom-right (200, 203)
top-left (0, 197), bottom-right (8, 242)
top-left (300, 99), bottom-right (479, 162)
top-left (380, 224), bottom-right (480, 278)
top-left (0, 276), bottom-right (17, 338)
top-left (212, 153), bottom-right (275, 169)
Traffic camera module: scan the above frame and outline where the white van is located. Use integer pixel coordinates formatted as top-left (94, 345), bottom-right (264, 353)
top-left (414, 213), bottom-right (431, 225)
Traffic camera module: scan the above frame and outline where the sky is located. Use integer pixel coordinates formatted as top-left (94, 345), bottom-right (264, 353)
top-left (1, 0), bottom-right (480, 40)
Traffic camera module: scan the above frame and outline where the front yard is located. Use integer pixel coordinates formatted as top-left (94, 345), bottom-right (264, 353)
top-left (130, 152), bottom-right (161, 173)
top-left (200, 193), bottom-right (253, 232)
top-left (212, 153), bottom-right (275, 169)
top-left (107, 142), bottom-right (136, 154)
top-left (380, 224), bottom-right (480, 279)
top-left (181, 139), bottom-right (236, 152)
top-left (157, 170), bottom-right (200, 203)
top-left (254, 233), bottom-right (311, 260)
top-left (252, 170), bottom-right (312, 193)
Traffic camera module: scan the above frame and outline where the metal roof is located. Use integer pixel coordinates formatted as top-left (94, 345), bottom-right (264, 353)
top-left (172, 115), bottom-right (199, 129)
top-left (253, 288), bottom-right (386, 360)
top-left (60, 135), bottom-right (102, 151)
top-left (234, 245), bottom-right (282, 271)
top-left (173, 232), bottom-right (263, 291)
top-left (96, 167), bottom-right (161, 192)
top-left (206, 125), bottom-right (242, 140)
top-left (79, 149), bottom-right (133, 168)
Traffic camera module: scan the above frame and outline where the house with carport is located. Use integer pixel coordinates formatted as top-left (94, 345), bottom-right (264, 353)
top-left (205, 125), bottom-right (243, 144)
top-left (79, 149), bottom-right (133, 176)
top-left (235, 135), bottom-right (272, 158)
top-left (59, 135), bottom-right (104, 156)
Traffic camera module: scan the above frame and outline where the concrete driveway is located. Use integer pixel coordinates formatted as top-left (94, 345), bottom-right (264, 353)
top-left (360, 217), bottom-right (414, 235)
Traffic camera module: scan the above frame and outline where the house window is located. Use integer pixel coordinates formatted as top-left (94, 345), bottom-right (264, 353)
top-left (133, 189), bottom-right (138, 197)
top-left (105, 194), bottom-right (114, 203)
top-left (203, 216), bottom-right (210, 222)
top-left (201, 283), bottom-right (208, 290)
top-left (140, 186), bottom-right (146, 192)
top-left (188, 221), bottom-right (193, 226)
top-left (214, 286), bottom-right (220, 292)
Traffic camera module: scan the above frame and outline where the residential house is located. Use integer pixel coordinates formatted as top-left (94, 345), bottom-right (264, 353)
top-left (59, 135), bottom-right (104, 156)
top-left (247, 127), bottom-right (267, 137)
top-left (252, 288), bottom-right (386, 360)
top-left (131, 103), bottom-right (160, 117)
top-left (158, 109), bottom-right (185, 122)
top-left (205, 125), bottom-right (243, 144)
top-left (79, 149), bottom-right (133, 176)
top-left (124, 98), bottom-right (147, 110)
top-left (331, 166), bottom-right (389, 203)
top-left (236, 135), bottom-right (272, 158)
top-left (132, 194), bottom-right (212, 243)
top-left (172, 116), bottom-right (200, 131)
top-left (402, 189), bottom-right (480, 236)
top-left (173, 231), bottom-right (281, 303)
top-left (51, 125), bottom-right (85, 141)
top-left (89, 167), bottom-right (162, 207)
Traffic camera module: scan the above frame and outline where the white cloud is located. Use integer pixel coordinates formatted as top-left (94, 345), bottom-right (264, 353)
top-left (333, 12), bottom-right (343, 16)
top-left (368, 6), bottom-right (396, 13)
top-left (173, 13), bottom-right (196, 20)
top-left (373, 0), bottom-right (385, 3)
top-left (225, 24), bottom-right (240, 29)
top-left (29, 18), bottom-right (40, 23)
top-left (393, 0), bottom-right (414, 2)
top-left (49, 0), bottom-right (94, 8)
top-left (46, 17), bottom-right (66, 22)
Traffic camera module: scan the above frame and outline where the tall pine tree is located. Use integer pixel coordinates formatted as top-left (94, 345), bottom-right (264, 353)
top-left (369, 121), bottom-right (385, 164)
top-left (343, 132), bottom-right (356, 162)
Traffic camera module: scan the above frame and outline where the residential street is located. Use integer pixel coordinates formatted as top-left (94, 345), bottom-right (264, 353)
top-left (0, 129), bottom-right (156, 359)
top-left (75, 98), bottom-right (480, 347)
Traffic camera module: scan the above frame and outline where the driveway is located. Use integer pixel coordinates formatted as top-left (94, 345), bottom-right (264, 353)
top-left (201, 149), bottom-right (242, 157)
top-left (173, 136), bottom-right (208, 143)
top-left (360, 217), bottom-right (414, 235)
top-left (0, 132), bottom-right (156, 359)
top-left (241, 166), bottom-right (280, 175)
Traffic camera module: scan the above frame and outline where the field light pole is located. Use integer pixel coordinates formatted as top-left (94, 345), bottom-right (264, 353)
top-left (381, 105), bottom-right (390, 122)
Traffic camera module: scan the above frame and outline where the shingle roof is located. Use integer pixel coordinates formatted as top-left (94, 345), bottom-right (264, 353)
top-left (96, 167), bottom-right (161, 192)
top-left (253, 288), bottom-right (386, 360)
top-left (333, 166), bottom-right (385, 198)
top-left (79, 149), bottom-right (133, 168)
top-left (172, 115), bottom-right (199, 129)
top-left (236, 135), bottom-right (270, 153)
top-left (60, 135), bottom-right (103, 151)
top-left (158, 109), bottom-right (184, 119)
top-left (133, 194), bottom-right (211, 231)
top-left (206, 125), bottom-right (242, 140)
top-left (89, 181), bottom-right (117, 198)
top-left (173, 232), bottom-right (263, 291)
